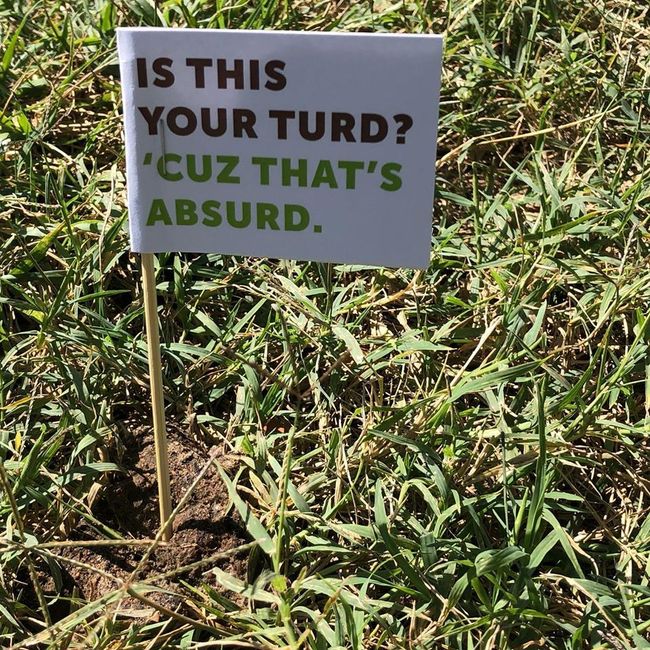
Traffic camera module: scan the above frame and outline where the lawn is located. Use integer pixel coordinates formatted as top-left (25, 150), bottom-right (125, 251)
top-left (1, 1), bottom-right (649, 648)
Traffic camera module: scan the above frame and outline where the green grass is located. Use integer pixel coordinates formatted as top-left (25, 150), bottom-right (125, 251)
top-left (2, 0), bottom-right (650, 648)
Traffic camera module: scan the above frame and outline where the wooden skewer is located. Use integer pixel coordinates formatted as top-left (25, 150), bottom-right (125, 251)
top-left (141, 252), bottom-right (172, 542)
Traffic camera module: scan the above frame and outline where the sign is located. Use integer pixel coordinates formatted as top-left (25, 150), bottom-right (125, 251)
top-left (117, 28), bottom-right (443, 268)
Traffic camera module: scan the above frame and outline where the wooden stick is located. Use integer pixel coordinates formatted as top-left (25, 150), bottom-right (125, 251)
top-left (141, 252), bottom-right (172, 541)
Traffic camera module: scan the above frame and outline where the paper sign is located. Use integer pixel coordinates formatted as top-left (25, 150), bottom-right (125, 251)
top-left (117, 28), bottom-right (443, 268)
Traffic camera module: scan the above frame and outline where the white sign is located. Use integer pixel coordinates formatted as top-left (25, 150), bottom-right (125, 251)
top-left (117, 28), bottom-right (443, 268)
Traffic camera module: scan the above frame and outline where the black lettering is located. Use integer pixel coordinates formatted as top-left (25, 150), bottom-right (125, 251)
top-left (233, 109), bottom-right (257, 138)
top-left (331, 112), bottom-right (356, 142)
top-left (138, 106), bottom-right (164, 135)
top-left (299, 111), bottom-right (325, 141)
top-left (136, 58), bottom-right (148, 88)
top-left (152, 57), bottom-right (174, 88)
top-left (217, 58), bottom-right (244, 89)
top-left (186, 58), bottom-right (212, 88)
top-left (361, 113), bottom-right (388, 143)
top-left (265, 60), bottom-right (286, 90)
top-left (269, 110), bottom-right (295, 139)
top-left (201, 107), bottom-right (227, 137)
top-left (249, 59), bottom-right (260, 90)
top-left (167, 106), bottom-right (197, 136)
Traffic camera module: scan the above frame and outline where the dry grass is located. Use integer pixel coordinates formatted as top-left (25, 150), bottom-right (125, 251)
top-left (1, 0), bottom-right (650, 648)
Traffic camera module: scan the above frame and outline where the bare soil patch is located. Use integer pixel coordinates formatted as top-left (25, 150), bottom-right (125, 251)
top-left (46, 425), bottom-right (248, 615)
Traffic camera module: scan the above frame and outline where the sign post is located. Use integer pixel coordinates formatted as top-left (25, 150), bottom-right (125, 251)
top-left (118, 27), bottom-right (443, 538)
top-left (140, 252), bottom-right (172, 541)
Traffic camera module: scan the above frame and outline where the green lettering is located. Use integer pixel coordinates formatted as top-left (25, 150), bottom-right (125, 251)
top-left (157, 153), bottom-right (182, 181)
top-left (146, 199), bottom-right (172, 225)
top-left (251, 156), bottom-right (277, 185)
top-left (202, 200), bottom-right (222, 227)
top-left (311, 160), bottom-right (338, 189)
top-left (216, 155), bottom-right (240, 184)
top-left (256, 202), bottom-right (280, 230)
top-left (380, 162), bottom-right (402, 192)
top-left (175, 199), bottom-right (198, 225)
top-left (337, 160), bottom-right (364, 189)
top-left (187, 154), bottom-right (212, 182)
top-left (226, 201), bottom-right (251, 228)
top-left (281, 158), bottom-right (307, 187)
top-left (284, 204), bottom-right (309, 231)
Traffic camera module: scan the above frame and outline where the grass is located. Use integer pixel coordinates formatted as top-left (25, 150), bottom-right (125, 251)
top-left (1, 0), bottom-right (650, 648)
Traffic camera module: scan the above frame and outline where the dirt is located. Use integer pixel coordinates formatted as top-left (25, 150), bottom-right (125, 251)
top-left (45, 425), bottom-right (249, 616)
